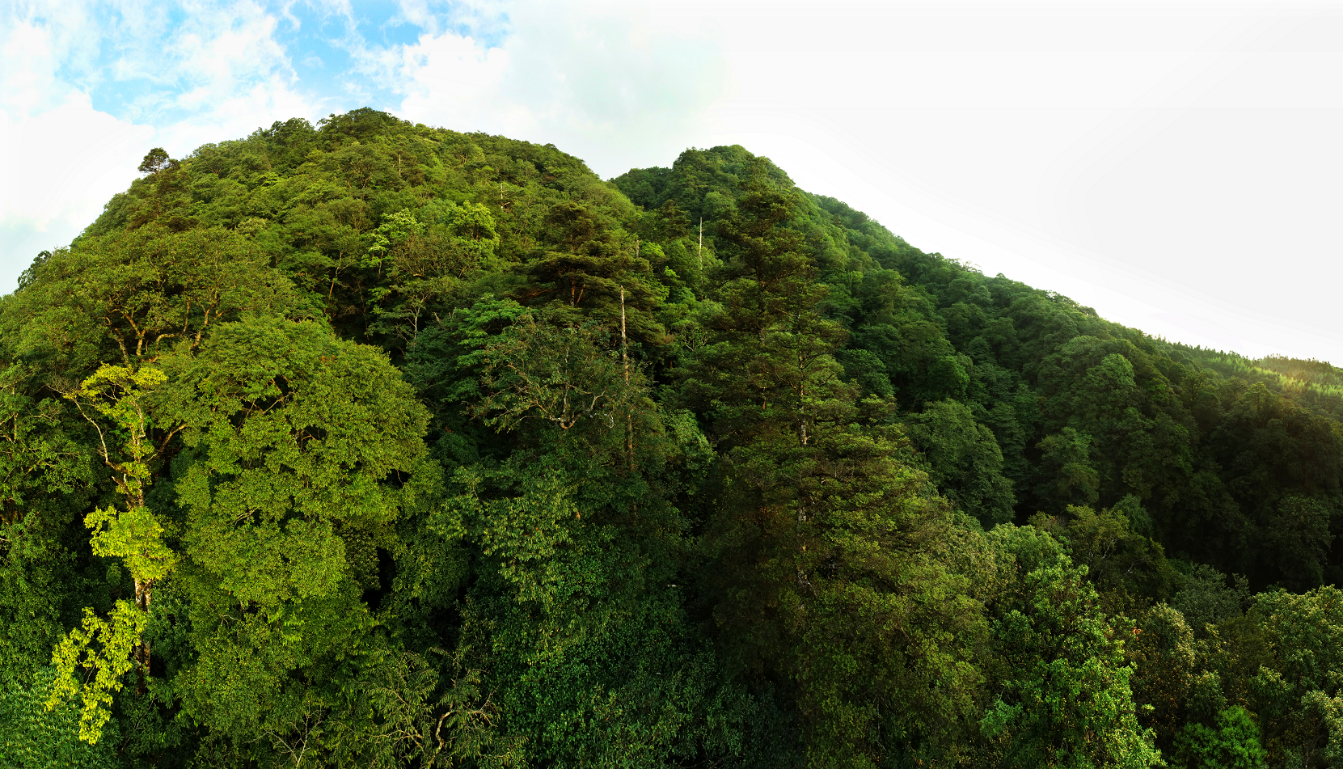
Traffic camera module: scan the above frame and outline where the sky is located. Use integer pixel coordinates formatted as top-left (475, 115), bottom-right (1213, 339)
top-left (3, 0), bottom-right (1342, 363)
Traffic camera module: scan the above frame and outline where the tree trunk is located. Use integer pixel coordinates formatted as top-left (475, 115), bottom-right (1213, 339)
top-left (133, 577), bottom-right (152, 693)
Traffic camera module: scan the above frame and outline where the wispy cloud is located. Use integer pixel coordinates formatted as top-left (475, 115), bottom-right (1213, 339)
top-left (391, 0), bottom-right (509, 42)
top-left (0, 90), bottom-right (154, 287)
top-left (0, 0), bottom-right (329, 289)
top-left (384, 0), bottom-right (727, 175)
top-left (5, 0), bottom-right (1343, 364)
top-left (2, 0), bottom-right (316, 125)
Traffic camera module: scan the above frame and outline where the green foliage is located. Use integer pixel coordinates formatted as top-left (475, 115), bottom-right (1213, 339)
top-left (0, 364), bottom-right (91, 520)
top-left (0, 667), bottom-right (120, 768)
top-left (1127, 603), bottom-right (1203, 749)
top-left (1036, 428), bottom-right (1101, 509)
top-left (1033, 499), bottom-right (1176, 609)
top-left (83, 504), bottom-right (175, 587)
top-left (4, 226), bottom-right (312, 373)
top-left (0, 366), bottom-right (92, 691)
top-left (64, 364), bottom-right (177, 597)
top-left (46, 601), bottom-right (147, 743)
top-left (677, 166), bottom-right (991, 767)
top-left (473, 311), bottom-right (643, 436)
top-left (907, 398), bottom-right (1015, 526)
top-left (981, 524), bottom-right (1162, 768)
top-left (64, 365), bottom-right (165, 497)
top-left (164, 315), bottom-right (428, 609)
top-left (9, 107), bottom-right (1343, 767)
top-left (1171, 564), bottom-right (1249, 634)
top-left (1172, 706), bottom-right (1266, 769)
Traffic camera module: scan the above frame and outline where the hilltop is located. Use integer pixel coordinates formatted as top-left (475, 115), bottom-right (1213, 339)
top-left (3, 107), bottom-right (1341, 767)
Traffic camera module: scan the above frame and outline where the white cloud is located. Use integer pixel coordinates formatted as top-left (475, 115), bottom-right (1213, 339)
top-left (392, 0), bottom-right (508, 38)
top-left (157, 75), bottom-right (322, 157)
top-left (0, 91), bottom-right (154, 287)
top-left (0, 0), bottom-right (327, 293)
top-left (393, 0), bottom-right (727, 175)
top-left (0, 1), bottom-right (119, 115)
top-left (1, 19), bottom-right (63, 114)
top-left (668, 1), bottom-right (1343, 363)
top-left (371, 0), bottom-right (1343, 361)
top-left (394, 31), bottom-right (510, 123)
top-left (169, 3), bottom-right (291, 108)
top-left (4, 0), bottom-right (1342, 365)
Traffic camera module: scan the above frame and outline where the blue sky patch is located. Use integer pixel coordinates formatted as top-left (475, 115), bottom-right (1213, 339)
top-left (44, 1), bottom-right (510, 129)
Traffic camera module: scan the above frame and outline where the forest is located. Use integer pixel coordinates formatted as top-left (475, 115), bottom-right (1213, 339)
top-left (4, 107), bottom-right (1343, 768)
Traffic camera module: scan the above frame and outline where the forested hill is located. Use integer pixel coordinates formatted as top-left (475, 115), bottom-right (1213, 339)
top-left (4, 107), bottom-right (1343, 767)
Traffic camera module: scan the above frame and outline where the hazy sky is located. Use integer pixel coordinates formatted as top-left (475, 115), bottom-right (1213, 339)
top-left (3, 0), bottom-right (1342, 362)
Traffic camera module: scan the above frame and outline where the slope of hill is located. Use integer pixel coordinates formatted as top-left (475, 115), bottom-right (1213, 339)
top-left (2, 108), bottom-right (1338, 767)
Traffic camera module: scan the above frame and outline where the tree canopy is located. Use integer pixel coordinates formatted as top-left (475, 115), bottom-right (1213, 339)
top-left (3, 107), bottom-right (1342, 767)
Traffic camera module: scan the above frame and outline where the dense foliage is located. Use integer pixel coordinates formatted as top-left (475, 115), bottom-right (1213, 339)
top-left (4, 107), bottom-right (1343, 766)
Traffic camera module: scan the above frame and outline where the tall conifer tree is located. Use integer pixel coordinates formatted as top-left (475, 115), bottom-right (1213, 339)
top-left (684, 163), bottom-right (987, 765)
